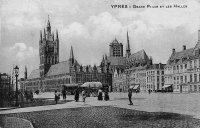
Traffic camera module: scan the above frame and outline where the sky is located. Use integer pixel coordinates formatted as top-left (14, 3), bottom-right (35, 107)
top-left (1, 0), bottom-right (200, 78)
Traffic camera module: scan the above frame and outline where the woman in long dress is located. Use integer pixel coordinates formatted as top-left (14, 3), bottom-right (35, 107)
top-left (74, 89), bottom-right (79, 102)
top-left (98, 88), bottom-right (103, 101)
top-left (82, 90), bottom-right (86, 102)
top-left (104, 89), bottom-right (109, 101)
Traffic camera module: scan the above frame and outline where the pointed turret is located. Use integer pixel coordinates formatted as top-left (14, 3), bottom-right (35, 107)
top-left (43, 28), bottom-right (46, 40)
top-left (52, 32), bottom-right (54, 41)
top-left (126, 30), bottom-right (131, 58)
top-left (56, 29), bottom-right (59, 40)
top-left (40, 30), bottom-right (42, 41)
top-left (24, 66), bottom-right (27, 80)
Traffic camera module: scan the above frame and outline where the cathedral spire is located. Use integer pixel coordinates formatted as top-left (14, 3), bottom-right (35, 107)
top-left (70, 46), bottom-right (74, 64)
top-left (126, 30), bottom-right (131, 58)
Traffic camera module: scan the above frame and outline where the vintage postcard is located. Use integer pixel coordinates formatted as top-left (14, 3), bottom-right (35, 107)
top-left (1, 0), bottom-right (200, 127)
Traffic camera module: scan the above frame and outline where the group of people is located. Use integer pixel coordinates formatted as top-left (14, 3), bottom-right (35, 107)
top-left (74, 88), bottom-right (110, 102)
top-left (97, 88), bottom-right (109, 101)
top-left (54, 89), bottom-right (67, 104)
top-left (55, 88), bottom-right (133, 105)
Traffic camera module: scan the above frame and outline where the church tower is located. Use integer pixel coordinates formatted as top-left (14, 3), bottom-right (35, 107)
top-left (39, 16), bottom-right (59, 77)
top-left (126, 31), bottom-right (131, 58)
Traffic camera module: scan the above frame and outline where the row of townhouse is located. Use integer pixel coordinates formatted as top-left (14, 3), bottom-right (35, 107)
top-left (113, 30), bottom-right (200, 93)
top-left (164, 31), bottom-right (200, 93)
top-left (113, 63), bottom-right (165, 92)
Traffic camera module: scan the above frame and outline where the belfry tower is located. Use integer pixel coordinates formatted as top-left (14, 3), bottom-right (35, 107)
top-left (39, 16), bottom-right (59, 77)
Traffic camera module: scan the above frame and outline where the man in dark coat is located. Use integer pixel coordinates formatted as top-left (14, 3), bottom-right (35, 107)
top-left (128, 88), bottom-right (133, 105)
top-left (104, 89), bottom-right (109, 101)
top-left (62, 89), bottom-right (67, 101)
top-left (74, 89), bottom-right (79, 102)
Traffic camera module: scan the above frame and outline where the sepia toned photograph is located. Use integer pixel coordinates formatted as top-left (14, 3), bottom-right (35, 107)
top-left (1, 0), bottom-right (200, 127)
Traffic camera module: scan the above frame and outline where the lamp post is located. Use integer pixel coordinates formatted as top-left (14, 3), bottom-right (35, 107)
top-left (14, 65), bottom-right (19, 107)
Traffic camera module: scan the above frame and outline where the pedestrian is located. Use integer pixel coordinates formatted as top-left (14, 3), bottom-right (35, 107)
top-left (62, 89), bottom-right (67, 101)
top-left (128, 88), bottom-right (133, 105)
top-left (82, 89), bottom-right (86, 103)
top-left (74, 88), bottom-right (79, 102)
top-left (98, 88), bottom-right (103, 101)
top-left (148, 89), bottom-right (151, 94)
top-left (55, 90), bottom-right (59, 104)
top-left (104, 89), bottom-right (109, 101)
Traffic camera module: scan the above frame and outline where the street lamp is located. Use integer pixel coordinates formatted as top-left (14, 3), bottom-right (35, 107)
top-left (14, 65), bottom-right (19, 107)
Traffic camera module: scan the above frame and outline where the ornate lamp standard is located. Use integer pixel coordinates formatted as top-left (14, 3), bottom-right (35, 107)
top-left (14, 65), bottom-right (19, 107)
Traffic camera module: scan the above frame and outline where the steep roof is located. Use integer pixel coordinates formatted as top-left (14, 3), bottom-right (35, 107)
top-left (28, 69), bottom-right (40, 80)
top-left (46, 61), bottom-right (70, 76)
top-left (128, 49), bottom-right (149, 61)
top-left (107, 56), bottom-right (126, 66)
top-left (170, 48), bottom-right (194, 60)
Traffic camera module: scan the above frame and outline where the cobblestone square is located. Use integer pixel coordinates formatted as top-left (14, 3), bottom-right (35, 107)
top-left (1, 106), bottom-right (200, 128)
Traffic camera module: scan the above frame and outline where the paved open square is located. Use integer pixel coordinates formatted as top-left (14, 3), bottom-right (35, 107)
top-left (1, 92), bottom-right (200, 128)
top-left (1, 106), bottom-right (200, 128)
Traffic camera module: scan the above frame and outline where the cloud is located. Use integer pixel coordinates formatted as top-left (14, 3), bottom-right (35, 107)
top-left (88, 12), bottom-right (123, 39)
top-left (1, 43), bottom-right (38, 62)
top-left (61, 22), bottom-right (90, 39)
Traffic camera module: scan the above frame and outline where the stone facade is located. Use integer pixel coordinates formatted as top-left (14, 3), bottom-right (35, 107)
top-left (165, 30), bottom-right (200, 93)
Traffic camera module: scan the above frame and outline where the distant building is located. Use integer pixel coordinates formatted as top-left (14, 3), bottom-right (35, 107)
top-left (164, 30), bottom-right (200, 93)
top-left (106, 31), bottom-right (165, 92)
top-left (146, 63), bottom-right (165, 92)
top-left (0, 73), bottom-right (11, 93)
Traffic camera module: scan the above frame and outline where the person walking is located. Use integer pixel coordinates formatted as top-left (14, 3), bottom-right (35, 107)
top-left (82, 90), bottom-right (86, 103)
top-left (98, 88), bottom-right (103, 101)
top-left (55, 90), bottom-right (59, 104)
top-left (128, 88), bottom-right (133, 105)
top-left (62, 89), bottom-right (67, 102)
top-left (104, 89), bottom-right (109, 101)
top-left (74, 88), bottom-right (79, 102)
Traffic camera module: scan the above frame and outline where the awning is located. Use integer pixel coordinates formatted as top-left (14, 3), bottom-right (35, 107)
top-left (133, 85), bottom-right (139, 89)
top-left (62, 84), bottom-right (79, 87)
top-left (162, 84), bottom-right (172, 88)
top-left (129, 86), bottom-right (134, 89)
top-left (80, 82), bottom-right (102, 88)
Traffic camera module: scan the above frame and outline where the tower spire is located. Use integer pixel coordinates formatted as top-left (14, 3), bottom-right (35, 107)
top-left (46, 15), bottom-right (51, 38)
top-left (126, 30), bottom-right (131, 58)
top-left (70, 46), bottom-right (74, 64)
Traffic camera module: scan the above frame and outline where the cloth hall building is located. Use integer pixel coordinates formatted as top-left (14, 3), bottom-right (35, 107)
top-left (23, 17), bottom-right (112, 92)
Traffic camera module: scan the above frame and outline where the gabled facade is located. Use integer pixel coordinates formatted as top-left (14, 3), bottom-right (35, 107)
top-left (164, 30), bottom-right (200, 93)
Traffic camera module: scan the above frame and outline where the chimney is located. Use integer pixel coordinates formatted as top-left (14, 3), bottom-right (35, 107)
top-left (183, 45), bottom-right (186, 50)
top-left (172, 48), bottom-right (175, 54)
top-left (198, 30), bottom-right (200, 41)
top-left (159, 63), bottom-right (161, 69)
